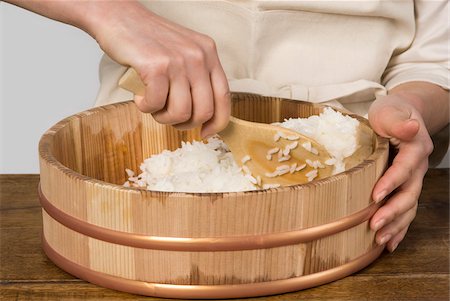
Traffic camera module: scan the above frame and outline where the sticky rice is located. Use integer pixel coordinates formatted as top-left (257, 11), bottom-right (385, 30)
top-left (278, 107), bottom-right (360, 174)
top-left (124, 137), bottom-right (257, 192)
top-left (125, 107), bottom-right (360, 192)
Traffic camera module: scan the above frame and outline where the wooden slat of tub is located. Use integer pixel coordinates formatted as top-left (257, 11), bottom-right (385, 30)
top-left (39, 98), bottom-right (387, 255)
top-left (1, 171), bottom-right (448, 300)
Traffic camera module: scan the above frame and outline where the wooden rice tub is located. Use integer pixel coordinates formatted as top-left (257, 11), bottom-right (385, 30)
top-left (39, 93), bottom-right (389, 299)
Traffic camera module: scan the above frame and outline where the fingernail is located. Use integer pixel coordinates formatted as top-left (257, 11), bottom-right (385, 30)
top-left (200, 129), bottom-right (214, 139)
top-left (201, 133), bottom-right (213, 139)
top-left (374, 190), bottom-right (387, 203)
top-left (373, 219), bottom-right (385, 231)
top-left (378, 234), bottom-right (391, 245)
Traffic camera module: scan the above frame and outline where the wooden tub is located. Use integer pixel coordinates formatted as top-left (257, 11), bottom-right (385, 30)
top-left (39, 93), bottom-right (389, 299)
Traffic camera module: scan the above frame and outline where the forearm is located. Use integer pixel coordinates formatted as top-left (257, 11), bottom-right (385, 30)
top-left (3, 0), bottom-right (146, 41)
top-left (389, 82), bottom-right (449, 135)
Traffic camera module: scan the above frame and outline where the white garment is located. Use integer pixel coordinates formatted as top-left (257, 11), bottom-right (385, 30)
top-left (95, 0), bottom-right (449, 117)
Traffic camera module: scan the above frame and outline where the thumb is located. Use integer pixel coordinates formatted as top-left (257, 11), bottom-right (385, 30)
top-left (369, 99), bottom-right (420, 141)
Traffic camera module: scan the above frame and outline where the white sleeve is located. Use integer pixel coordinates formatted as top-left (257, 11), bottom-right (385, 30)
top-left (382, 0), bottom-right (449, 90)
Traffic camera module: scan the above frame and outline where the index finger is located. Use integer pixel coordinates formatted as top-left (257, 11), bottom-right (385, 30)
top-left (372, 141), bottom-right (428, 203)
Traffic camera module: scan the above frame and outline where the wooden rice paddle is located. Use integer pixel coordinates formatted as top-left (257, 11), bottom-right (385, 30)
top-left (119, 68), bottom-right (333, 187)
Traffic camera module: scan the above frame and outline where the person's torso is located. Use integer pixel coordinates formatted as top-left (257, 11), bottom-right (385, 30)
top-left (97, 1), bottom-right (415, 115)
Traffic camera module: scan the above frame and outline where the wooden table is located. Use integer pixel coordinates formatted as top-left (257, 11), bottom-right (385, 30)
top-left (1, 170), bottom-right (448, 301)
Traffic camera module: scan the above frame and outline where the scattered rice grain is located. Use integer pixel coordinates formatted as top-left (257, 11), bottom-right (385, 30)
top-left (245, 174), bottom-right (258, 184)
top-left (286, 135), bottom-right (300, 141)
top-left (267, 147), bottom-right (280, 155)
top-left (256, 175), bottom-right (262, 186)
top-left (277, 131), bottom-right (287, 139)
top-left (263, 183), bottom-right (281, 189)
top-left (278, 155), bottom-right (291, 162)
top-left (287, 141), bottom-right (299, 150)
top-left (290, 163), bottom-right (297, 173)
top-left (241, 155), bottom-right (251, 164)
top-left (265, 171), bottom-right (278, 178)
top-left (277, 169), bottom-right (289, 176)
top-left (295, 163), bottom-right (307, 171)
top-left (325, 158), bottom-right (337, 165)
top-left (277, 149), bottom-right (283, 159)
top-left (125, 168), bottom-right (134, 177)
top-left (306, 159), bottom-right (325, 169)
top-left (302, 141), bottom-right (312, 152)
top-left (305, 169), bottom-right (318, 178)
top-left (242, 165), bottom-right (251, 175)
top-left (307, 176), bottom-right (316, 182)
top-left (276, 164), bottom-right (290, 171)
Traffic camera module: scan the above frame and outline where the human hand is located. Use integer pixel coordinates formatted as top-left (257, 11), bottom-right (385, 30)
top-left (368, 95), bottom-right (433, 252)
top-left (93, 1), bottom-right (230, 137)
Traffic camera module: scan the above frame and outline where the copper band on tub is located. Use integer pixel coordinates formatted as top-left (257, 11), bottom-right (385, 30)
top-left (39, 184), bottom-right (381, 251)
top-left (42, 237), bottom-right (384, 299)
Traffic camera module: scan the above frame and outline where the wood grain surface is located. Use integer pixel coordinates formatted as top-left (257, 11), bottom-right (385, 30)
top-left (1, 170), bottom-right (448, 301)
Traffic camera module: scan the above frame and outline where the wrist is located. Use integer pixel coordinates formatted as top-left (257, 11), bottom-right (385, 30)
top-left (81, 1), bottom-right (146, 43)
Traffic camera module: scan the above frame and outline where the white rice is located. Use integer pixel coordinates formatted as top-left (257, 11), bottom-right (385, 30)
top-left (125, 137), bottom-right (257, 193)
top-left (125, 107), bottom-right (360, 192)
top-left (278, 107), bottom-right (359, 174)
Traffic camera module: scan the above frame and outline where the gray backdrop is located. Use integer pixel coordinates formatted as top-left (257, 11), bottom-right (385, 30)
top-left (1, 3), bottom-right (102, 173)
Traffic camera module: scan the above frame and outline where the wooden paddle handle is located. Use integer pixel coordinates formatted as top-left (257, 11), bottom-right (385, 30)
top-left (119, 68), bottom-right (145, 96)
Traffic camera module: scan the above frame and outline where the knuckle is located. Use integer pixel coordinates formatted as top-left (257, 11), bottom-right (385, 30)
top-left (145, 56), bottom-right (171, 76)
top-left (174, 111), bottom-right (192, 124)
top-left (391, 219), bottom-right (406, 235)
top-left (379, 172), bottom-right (396, 192)
top-left (169, 53), bottom-right (185, 69)
top-left (223, 90), bottom-right (231, 100)
top-left (391, 195), bottom-right (418, 222)
top-left (198, 108), bottom-right (214, 122)
top-left (142, 97), bottom-right (165, 113)
top-left (217, 90), bottom-right (231, 104)
top-left (409, 207), bottom-right (417, 221)
top-left (389, 207), bottom-right (401, 222)
top-left (134, 97), bottom-right (152, 113)
top-left (202, 36), bottom-right (217, 52)
top-left (186, 47), bottom-right (206, 67)
top-left (424, 139), bottom-right (434, 156)
top-left (393, 224), bottom-right (406, 237)
top-left (401, 192), bottom-right (418, 212)
top-left (151, 113), bottom-right (169, 125)
top-left (391, 161), bottom-right (412, 184)
top-left (165, 103), bottom-right (192, 124)
top-left (134, 101), bottom-right (147, 113)
top-left (406, 166), bottom-right (414, 179)
top-left (150, 94), bottom-right (167, 111)
top-left (411, 132), bottom-right (434, 158)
